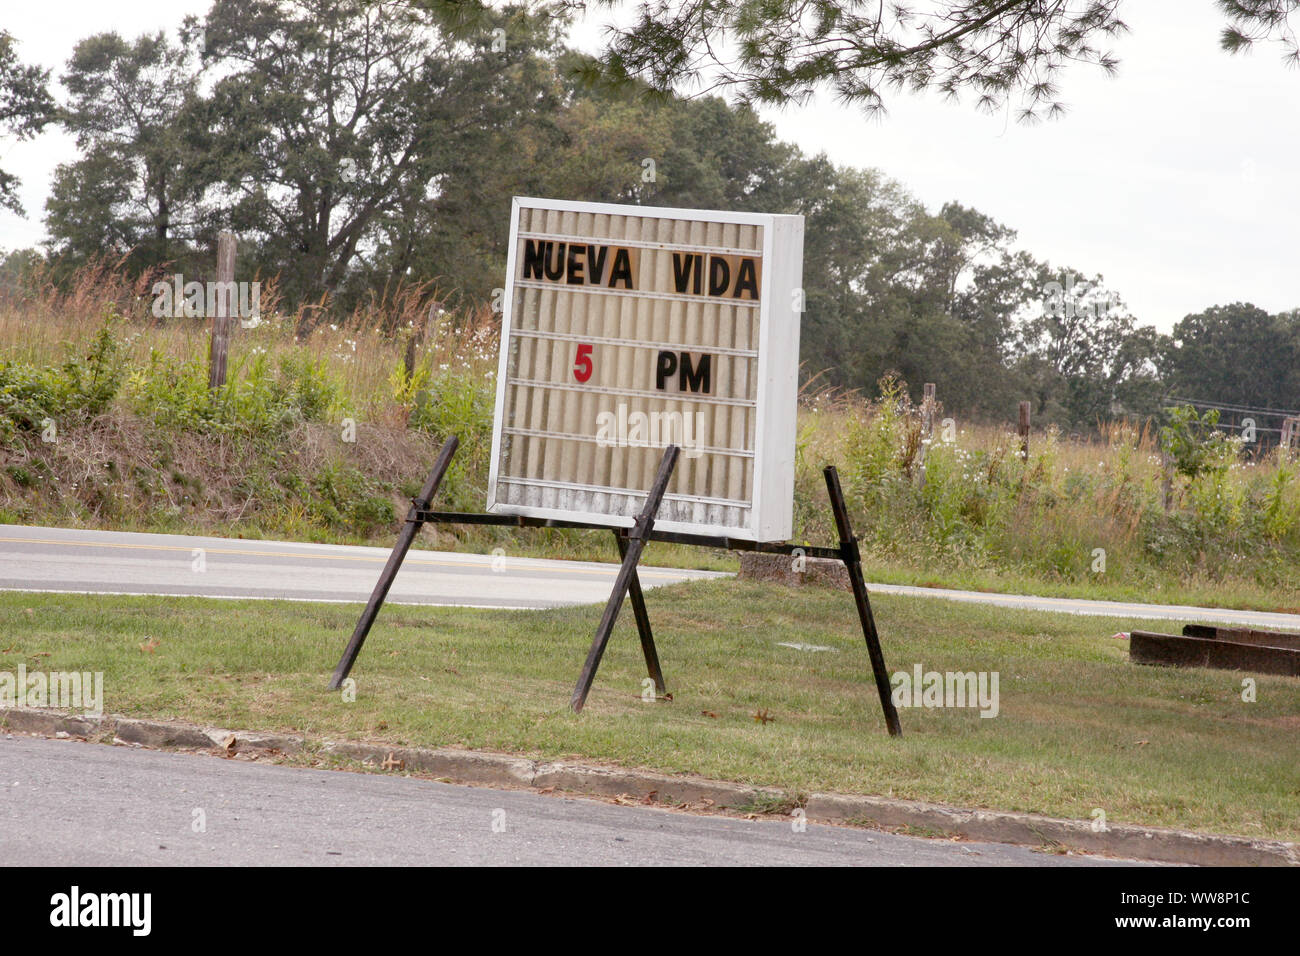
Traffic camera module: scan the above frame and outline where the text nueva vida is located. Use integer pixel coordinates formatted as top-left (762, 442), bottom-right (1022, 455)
top-left (521, 239), bottom-right (760, 301)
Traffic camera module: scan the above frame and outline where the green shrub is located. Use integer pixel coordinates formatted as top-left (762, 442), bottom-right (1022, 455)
top-left (0, 315), bottom-right (122, 439)
top-left (308, 461), bottom-right (395, 536)
top-left (126, 348), bottom-right (348, 437)
top-left (404, 361), bottom-right (494, 511)
top-left (1160, 405), bottom-right (1234, 480)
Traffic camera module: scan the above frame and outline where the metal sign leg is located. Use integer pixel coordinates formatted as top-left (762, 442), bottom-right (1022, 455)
top-left (616, 531), bottom-right (667, 697)
top-left (327, 435), bottom-right (459, 690)
top-left (823, 465), bottom-right (903, 737)
top-left (570, 445), bottom-right (680, 713)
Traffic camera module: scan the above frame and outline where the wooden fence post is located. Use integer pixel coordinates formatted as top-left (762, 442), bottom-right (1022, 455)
top-left (1160, 448), bottom-right (1174, 511)
top-left (1283, 416), bottom-right (1300, 457)
top-left (209, 232), bottom-right (236, 389)
top-left (1018, 401), bottom-right (1031, 460)
top-left (404, 299), bottom-right (444, 383)
top-left (917, 382), bottom-right (936, 487)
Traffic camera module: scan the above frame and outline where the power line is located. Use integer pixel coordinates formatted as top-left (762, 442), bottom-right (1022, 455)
top-left (1164, 396), bottom-right (1300, 418)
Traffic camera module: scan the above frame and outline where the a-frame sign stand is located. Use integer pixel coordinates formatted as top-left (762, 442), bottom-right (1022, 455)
top-left (328, 437), bottom-right (902, 736)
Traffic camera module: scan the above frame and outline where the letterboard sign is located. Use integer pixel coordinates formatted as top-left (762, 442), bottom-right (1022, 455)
top-left (487, 197), bottom-right (804, 542)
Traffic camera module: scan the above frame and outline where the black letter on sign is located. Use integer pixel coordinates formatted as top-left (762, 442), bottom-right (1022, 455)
top-left (609, 248), bottom-right (634, 288)
top-left (566, 244), bottom-right (585, 284)
top-left (522, 239), bottom-right (547, 280)
top-left (586, 244), bottom-right (608, 285)
top-left (673, 253), bottom-right (704, 295)
top-left (733, 258), bottom-right (759, 299)
top-left (655, 350), bottom-right (678, 390)
top-left (544, 241), bottom-right (565, 281)
top-left (708, 255), bottom-right (731, 296)
top-left (680, 353), bottom-right (712, 394)
top-left (672, 253), bottom-right (692, 294)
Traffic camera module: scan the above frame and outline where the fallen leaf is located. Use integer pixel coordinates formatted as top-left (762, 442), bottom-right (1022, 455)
top-left (139, 638), bottom-right (159, 654)
top-left (752, 709), bottom-right (775, 725)
top-left (380, 752), bottom-right (404, 771)
top-left (641, 790), bottom-right (658, 805)
top-left (222, 734), bottom-right (237, 757)
top-left (701, 710), bottom-right (719, 719)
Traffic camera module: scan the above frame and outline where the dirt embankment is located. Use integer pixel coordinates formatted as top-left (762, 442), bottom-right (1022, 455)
top-left (0, 408), bottom-right (444, 543)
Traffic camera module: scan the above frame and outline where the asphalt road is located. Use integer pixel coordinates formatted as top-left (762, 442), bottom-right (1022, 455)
top-left (2, 524), bottom-right (1297, 630)
top-left (0, 734), bottom-right (1142, 866)
top-left (0, 524), bottom-right (723, 609)
top-left (865, 582), bottom-right (1300, 630)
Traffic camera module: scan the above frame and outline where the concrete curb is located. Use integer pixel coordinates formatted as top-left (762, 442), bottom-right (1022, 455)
top-left (3, 706), bottom-right (1294, 867)
top-left (801, 794), bottom-right (1295, 867)
top-left (738, 552), bottom-right (849, 589)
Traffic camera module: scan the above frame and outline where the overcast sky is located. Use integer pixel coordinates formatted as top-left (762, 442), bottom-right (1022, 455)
top-left (1, 0), bottom-right (1296, 331)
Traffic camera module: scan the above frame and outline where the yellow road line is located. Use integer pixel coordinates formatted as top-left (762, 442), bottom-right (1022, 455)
top-left (0, 536), bottom-right (690, 579)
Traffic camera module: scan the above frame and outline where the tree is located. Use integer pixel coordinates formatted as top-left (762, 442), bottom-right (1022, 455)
top-left (577, 0), bottom-right (1127, 121)
top-left (785, 168), bottom-right (1038, 416)
top-left (0, 247), bottom-right (44, 303)
top-left (1162, 303), bottom-right (1300, 410)
top-left (0, 31), bottom-right (55, 214)
top-left (770, 159), bottom-right (929, 393)
top-left (46, 32), bottom-right (206, 269)
top-left (1014, 265), bottom-right (1161, 426)
top-left (530, 84), bottom-right (799, 212)
top-left (350, 6), bottom-right (570, 310)
top-left (414, 1), bottom-right (1300, 120)
top-left (359, 60), bottom-right (800, 310)
top-left (192, 0), bottom-right (569, 307)
top-left (1219, 0), bottom-right (1300, 60)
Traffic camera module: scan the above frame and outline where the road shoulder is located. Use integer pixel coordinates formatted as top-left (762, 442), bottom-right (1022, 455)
top-left (3, 706), bottom-right (1293, 867)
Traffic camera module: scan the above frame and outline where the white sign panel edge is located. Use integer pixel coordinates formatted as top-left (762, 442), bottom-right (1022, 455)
top-left (485, 196), bottom-right (804, 543)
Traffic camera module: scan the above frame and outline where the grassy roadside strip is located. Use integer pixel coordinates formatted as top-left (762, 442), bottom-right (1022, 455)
top-left (2, 580), bottom-right (1297, 842)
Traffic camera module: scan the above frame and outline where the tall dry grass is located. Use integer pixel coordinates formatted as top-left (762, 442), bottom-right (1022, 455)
top-left (0, 258), bottom-right (500, 422)
top-left (793, 375), bottom-right (1300, 604)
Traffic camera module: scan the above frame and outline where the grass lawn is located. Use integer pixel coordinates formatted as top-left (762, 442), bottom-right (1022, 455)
top-left (2, 579), bottom-right (1297, 842)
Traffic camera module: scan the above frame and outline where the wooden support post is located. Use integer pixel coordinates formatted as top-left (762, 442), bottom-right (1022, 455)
top-left (1018, 401), bottom-right (1031, 460)
top-left (570, 445), bottom-right (679, 713)
top-left (209, 232), bottom-right (237, 389)
top-left (824, 465), bottom-right (902, 737)
top-left (616, 532), bottom-right (666, 697)
top-left (328, 435), bottom-right (459, 689)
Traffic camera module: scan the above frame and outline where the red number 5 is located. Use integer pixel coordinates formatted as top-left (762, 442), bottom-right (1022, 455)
top-left (573, 343), bottom-right (594, 383)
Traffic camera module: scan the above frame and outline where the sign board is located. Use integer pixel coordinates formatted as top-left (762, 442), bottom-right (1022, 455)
top-left (487, 197), bottom-right (804, 542)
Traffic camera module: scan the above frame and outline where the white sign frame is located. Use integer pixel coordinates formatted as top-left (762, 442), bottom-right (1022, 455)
top-left (487, 196), bottom-right (804, 542)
